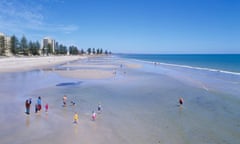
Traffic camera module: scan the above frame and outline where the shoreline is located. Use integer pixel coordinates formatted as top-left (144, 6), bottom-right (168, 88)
top-left (128, 58), bottom-right (240, 76)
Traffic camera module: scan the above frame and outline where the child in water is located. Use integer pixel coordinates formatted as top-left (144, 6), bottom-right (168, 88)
top-left (73, 112), bottom-right (79, 124)
top-left (45, 103), bottom-right (49, 112)
top-left (92, 111), bottom-right (96, 121)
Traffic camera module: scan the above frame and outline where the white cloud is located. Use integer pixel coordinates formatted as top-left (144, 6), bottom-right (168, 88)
top-left (0, 0), bottom-right (78, 37)
top-left (55, 25), bottom-right (79, 33)
top-left (0, 0), bottom-right (43, 25)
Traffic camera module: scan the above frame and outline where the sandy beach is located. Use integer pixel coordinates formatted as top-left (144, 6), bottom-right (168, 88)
top-left (0, 56), bottom-right (240, 144)
top-left (0, 56), bottom-right (84, 73)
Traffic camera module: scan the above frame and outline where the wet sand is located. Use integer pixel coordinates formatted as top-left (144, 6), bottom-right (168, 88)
top-left (0, 56), bottom-right (240, 144)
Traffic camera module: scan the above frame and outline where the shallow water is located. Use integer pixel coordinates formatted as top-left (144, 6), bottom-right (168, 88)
top-left (0, 57), bottom-right (240, 144)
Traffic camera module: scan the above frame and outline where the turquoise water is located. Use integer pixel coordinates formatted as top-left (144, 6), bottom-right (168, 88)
top-left (119, 54), bottom-right (240, 74)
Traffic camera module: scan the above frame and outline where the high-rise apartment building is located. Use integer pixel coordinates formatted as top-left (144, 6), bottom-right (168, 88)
top-left (42, 37), bottom-right (56, 54)
top-left (0, 32), bottom-right (12, 56)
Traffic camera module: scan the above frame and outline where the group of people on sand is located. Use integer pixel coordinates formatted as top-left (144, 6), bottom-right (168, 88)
top-left (62, 95), bottom-right (102, 124)
top-left (25, 96), bottom-right (48, 115)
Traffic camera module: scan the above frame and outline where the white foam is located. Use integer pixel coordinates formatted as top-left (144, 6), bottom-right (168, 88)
top-left (125, 58), bottom-right (240, 76)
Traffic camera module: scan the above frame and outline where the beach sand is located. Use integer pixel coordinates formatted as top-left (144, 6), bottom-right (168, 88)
top-left (0, 56), bottom-right (84, 73)
top-left (0, 56), bottom-right (240, 144)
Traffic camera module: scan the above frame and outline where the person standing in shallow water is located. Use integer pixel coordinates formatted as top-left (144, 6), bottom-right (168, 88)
top-left (179, 97), bottom-right (184, 105)
top-left (92, 111), bottom-right (96, 121)
top-left (45, 103), bottom-right (49, 112)
top-left (98, 103), bottom-right (102, 113)
top-left (25, 98), bottom-right (32, 115)
top-left (37, 96), bottom-right (42, 111)
top-left (73, 112), bottom-right (79, 124)
top-left (63, 95), bottom-right (67, 107)
top-left (25, 99), bottom-right (29, 114)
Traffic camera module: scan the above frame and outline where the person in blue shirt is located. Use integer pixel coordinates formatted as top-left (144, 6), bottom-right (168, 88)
top-left (37, 96), bottom-right (42, 111)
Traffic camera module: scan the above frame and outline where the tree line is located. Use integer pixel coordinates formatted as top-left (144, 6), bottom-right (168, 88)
top-left (81, 48), bottom-right (111, 55)
top-left (0, 35), bottom-right (112, 56)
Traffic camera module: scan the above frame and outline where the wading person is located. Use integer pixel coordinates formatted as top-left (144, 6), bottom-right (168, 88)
top-left (63, 95), bottom-right (67, 107)
top-left (25, 98), bottom-right (32, 115)
top-left (73, 112), bottom-right (79, 124)
top-left (179, 97), bottom-right (184, 105)
top-left (37, 96), bottom-right (42, 111)
top-left (92, 111), bottom-right (96, 121)
top-left (45, 103), bottom-right (49, 112)
top-left (98, 103), bottom-right (102, 113)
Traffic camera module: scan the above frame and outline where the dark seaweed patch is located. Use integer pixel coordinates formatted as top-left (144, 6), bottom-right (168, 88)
top-left (56, 81), bottom-right (82, 86)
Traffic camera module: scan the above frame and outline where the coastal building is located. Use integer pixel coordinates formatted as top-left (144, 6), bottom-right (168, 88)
top-left (42, 37), bottom-right (56, 55)
top-left (0, 32), bottom-right (4, 55)
top-left (0, 32), bottom-right (12, 56)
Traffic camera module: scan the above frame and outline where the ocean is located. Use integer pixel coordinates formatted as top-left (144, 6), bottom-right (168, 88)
top-left (118, 54), bottom-right (240, 74)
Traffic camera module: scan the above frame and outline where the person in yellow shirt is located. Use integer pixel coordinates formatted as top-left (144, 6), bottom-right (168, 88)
top-left (73, 112), bottom-right (79, 124)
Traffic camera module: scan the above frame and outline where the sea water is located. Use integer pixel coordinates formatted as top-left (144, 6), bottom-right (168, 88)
top-left (118, 54), bottom-right (240, 95)
top-left (117, 54), bottom-right (240, 143)
top-left (119, 54), bottom-right (240, 74)
top-left (0, 56), bottom-right (240, 144)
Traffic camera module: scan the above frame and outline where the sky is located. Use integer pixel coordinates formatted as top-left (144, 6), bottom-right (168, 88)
top-left (0, 0), bottom-right (239, 54)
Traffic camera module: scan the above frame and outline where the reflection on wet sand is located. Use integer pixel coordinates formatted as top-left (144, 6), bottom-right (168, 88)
top-left (25, 116), bottom-right (30, 127)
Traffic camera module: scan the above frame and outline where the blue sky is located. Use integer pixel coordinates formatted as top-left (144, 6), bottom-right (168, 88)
top-left (0, 0), bottom-right (239, 54)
